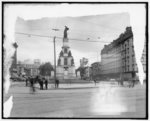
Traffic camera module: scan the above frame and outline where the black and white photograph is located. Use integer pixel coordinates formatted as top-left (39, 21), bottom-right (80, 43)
top-left (2, 2), bottom-right (148, 119)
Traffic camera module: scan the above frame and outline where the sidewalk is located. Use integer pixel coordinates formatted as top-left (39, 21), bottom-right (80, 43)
top-left (47, 83), bottom-right (98, 89)
top-left (11, 81), bottom-right (98, 89)
top-left (10, 81), bottom-right (140, 90)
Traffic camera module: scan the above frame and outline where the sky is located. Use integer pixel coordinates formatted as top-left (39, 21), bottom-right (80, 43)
top-left (15, 13), bottom-right (130, 68)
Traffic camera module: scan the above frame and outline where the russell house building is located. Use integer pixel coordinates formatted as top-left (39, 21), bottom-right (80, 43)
top-left (100, 27), bottom-right (146, 80)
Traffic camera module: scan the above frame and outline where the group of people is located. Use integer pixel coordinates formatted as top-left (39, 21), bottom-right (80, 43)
top-left (35, 76), bottom-right (48, 90)
top-left (25, 76), bottom-right (60, 93)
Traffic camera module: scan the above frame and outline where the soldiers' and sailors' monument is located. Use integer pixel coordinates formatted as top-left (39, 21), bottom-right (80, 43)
top-left (56, 26), bottom-right (76, 79)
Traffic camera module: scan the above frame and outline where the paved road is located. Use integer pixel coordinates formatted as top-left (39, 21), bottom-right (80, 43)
top-left (4, 82), bottom-right (146, 118)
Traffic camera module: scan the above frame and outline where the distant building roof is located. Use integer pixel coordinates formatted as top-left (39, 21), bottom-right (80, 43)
top-left (91, 62), bottom-right (101, 68)
top-left (101, 27), bottom-right (133, 54)
top-left (18, 63), bottom-right (40, 69)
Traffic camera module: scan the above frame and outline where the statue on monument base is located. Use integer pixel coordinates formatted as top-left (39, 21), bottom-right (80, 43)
top-left (63, 26), bottom-right (69, 42)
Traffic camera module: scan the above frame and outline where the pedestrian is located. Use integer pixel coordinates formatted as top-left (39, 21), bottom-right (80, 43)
top-left (42, 78), bottom-right (45, 89)
top-left (132, 78), bottom-right (136, 88)
top-left (55, 79), bottom-right (57, 88)
top-left (30, 77), bottom-right (35, 94)
top-left (58, 79), bottom-right (59, 88)
top-left (39, 79), bottom-right (43, 90)
top-left (25, 77), bottom-right (28, 86)
top-left (37, 76), bottom-right (42, 89)
top-left (120, 79), bottom-right (124, 86)
top-left (41, 79), bottom-right (44, 90)
top-left (35, 76), bottom-right (39, 84)
top-left (55, 78), bottom-right (59, 88)
top-left (45, 79), bottom-right (48, 90)
top-left (57, 79), bottom-right (59, 88)
top-left (93, 79), bottom-right (96, 86)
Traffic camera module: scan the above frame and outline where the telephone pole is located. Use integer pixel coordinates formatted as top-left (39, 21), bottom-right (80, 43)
top-left (53, 36), bottom-right (56, 82)
top-left (52, 28), bottom-right (59, 86)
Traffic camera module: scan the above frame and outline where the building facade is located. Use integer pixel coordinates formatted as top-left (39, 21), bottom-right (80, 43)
top-left (80, 57), bottom-right (88, 67)
top-left (91, 62), bottom-right (101, 79)
top-left (76, 58), bottom-right (90, 80)
top-left (84, 66), bottom-right (91, 80)
top-left (101, 27), bottom-right (146, 80)
top-left (17, 60), bottom-right (40, 77)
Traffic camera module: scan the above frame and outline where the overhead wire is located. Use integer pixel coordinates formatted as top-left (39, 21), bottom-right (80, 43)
top-left (16, 32), bottom-right (53, 38)
top-left (15, 28), bottom-right (104, 42)
top-left (25, 25), bottom-right (118, 42)
top-left (15, 32), bottom-right (110, 43)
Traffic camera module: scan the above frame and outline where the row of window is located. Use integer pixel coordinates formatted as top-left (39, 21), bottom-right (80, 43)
top-left (101, 68), bottom-right (121, 74)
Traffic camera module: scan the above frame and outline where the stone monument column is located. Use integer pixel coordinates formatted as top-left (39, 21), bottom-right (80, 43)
top-left (56, 26), bottom-right (76, 80)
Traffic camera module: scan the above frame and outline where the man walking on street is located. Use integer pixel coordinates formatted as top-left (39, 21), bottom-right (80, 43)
top-left (41, 79), bottom-right (44, 90)
top-left (55, 78), bottom-right (59, 88)
top-left (25, 77), bottom-right (29, 86)
top-left (93, 78), bottom-right (97, 86)
top-left (45, 78), bottom-right (48, 90)
top-left (30, 76), bottom-right (36, 94)
top-left (39, 77), bottom-right (43, 90)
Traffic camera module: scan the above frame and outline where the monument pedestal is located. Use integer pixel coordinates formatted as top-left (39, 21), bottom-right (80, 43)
top-left (56, 66), bottom-right (76, 80)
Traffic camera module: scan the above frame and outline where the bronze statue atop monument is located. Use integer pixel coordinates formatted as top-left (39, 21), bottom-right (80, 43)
top-left (63, 26), bottom-right (69, 42)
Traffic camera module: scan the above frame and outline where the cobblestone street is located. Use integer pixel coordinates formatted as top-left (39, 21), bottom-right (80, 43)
top-left (4, 81), bottom-right (146, 118)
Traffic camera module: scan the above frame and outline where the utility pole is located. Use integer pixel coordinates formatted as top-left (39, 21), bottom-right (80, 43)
top-left (53, 36), bottom-right (56, 82)
top-left (52, 28), bottom-right (59, 87)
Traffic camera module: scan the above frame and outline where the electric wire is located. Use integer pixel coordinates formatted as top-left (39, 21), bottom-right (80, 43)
top-left (15, 32), bottom-right (110, 43)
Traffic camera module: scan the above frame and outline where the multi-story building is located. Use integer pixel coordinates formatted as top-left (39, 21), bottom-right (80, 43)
top-left (80, 57), bottom-right (89, 67)
top-left (17, 60), bottom-right (40, 77)
top-left (101, 27), bottom-right (146, 80)
top-left (84, 66), bottom-right (91, 80)
top-left (91, 62), bottom-right (101, 79)
top-left (76, 58), bottom-right (89, 80)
